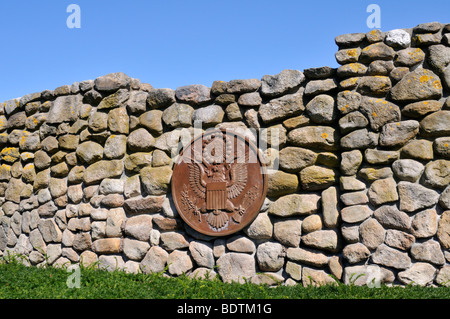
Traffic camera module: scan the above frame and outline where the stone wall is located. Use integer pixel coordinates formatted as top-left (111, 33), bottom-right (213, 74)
top-left (1, 21), bottom-right (449, 287)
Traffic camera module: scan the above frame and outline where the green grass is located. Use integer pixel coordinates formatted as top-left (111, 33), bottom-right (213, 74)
top-left (1, 259), bottom-right (450, 300)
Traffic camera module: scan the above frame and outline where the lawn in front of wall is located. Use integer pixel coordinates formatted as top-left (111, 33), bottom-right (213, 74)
top-left (0, 260), bottom-right (449, 299)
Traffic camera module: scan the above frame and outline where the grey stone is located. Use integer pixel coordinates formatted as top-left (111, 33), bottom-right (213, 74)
top-left (305, 94), bottom-right (336, 124)
top-left (340, 150), bottom-right (362, 175)
top-left (83, 160), bottom-right (124, 185)
top-left (192, 105), bottom-right (224, 127)
top-left (427, 44), bottom-right (450, 73)
top-left (414, 22), bottom-right (442, 33)
top-left (104, 134), bottom-right (127, 159)
top-left (390, 68), bottom-right (442, 102)
top-left (341, 205), bottom-right (372, 223)
top-left (398, 262), bottom-right (437, 286)
top-left (256, 242), bottom-right (285, 272)
top-left (140, 246), bottom-right (168, 274)
top-left (139, 110), bottom-right (163, 135)
top-left (339, 111), bottom-right (369, 134)
top-left (340, 191), bottom-right (368, 206)
top-left (337, 90), bottom-right (362, 115)
top-left (410, 240), bottom-right (445, 266)
top-left (287, 247), bottom-right (328, 267)
top-left (360, 42), bottom-right (395, 63)
top-left (322, 186), bottom-right (339, 228)
top-left (360, 218), bottom-right (386, 250)
top-left (398, 181), bottom-right (439, 212)
top-left (337, 63), bottom-right (367, 78)
top-left (411, 209), bottom-right (438, 238)
top-left (392, 159), bottom-right (424, 182)
top-left (268, 193), bottom-right (320, 217)
top-left (226, 79), bottom-right (261, 94)
top-left (98, 89), bottom-right (129, 110)
top-left (123, 238), bottom-right (150, 261)
top-left (385, 229), bottom-right (415, 251)
top-left (420, 111), bottom-right (450, 137)
top-left (47, 95), bottom-right (82, 124)
top-left (341, 128), bottom-right (379, 149)
top-left (335, 33), bottom-right (366, 47)
top-left (237, 92), bottom-right (262, 107)
top-left (278, 147), bottom-right (317, 173)
top-left (304, 78), bottom-right (338, 96)
top-left (371, 244), bottom-right (411, 270)
top-left (385, 29), bottom-right (411, 48)
top-left (335, 48), bottom-right (361, 64)
top-left (365, 149), bottom-right (398, 165)
top-left (259, 90), bottom-right (304, 124)
top-left (126, 91), bottom-right (148, 113)
top-left (359, 97), bottom-right (400, 131)
top-left (379, 120), bottom-right (419, 147)
top-left (343, 243), bottom-right (370, 264)
top-left (94, 72), bottom-right (131, 92)
top-left (175, 84), bottom-right (211, 105)
top-left (226, 235), bottom-right (255, 254)
top-left (273, 219), bottom-right (301, 247)
top-left (343, 265), bottom-right (395, 286)
top-left (287, 126), bottom-right (337, 151)
top-left (440, 186), bottom-right (450, 210)
top-left (434, 137), bottom-right (450, 159)
top-left (260, 69), bottom-right (305, 97)
top-left (162, 103), bottom-right (194, 128)
top-left (189, 241), bottom-right (214, 269)
top-left (299, 166), bottom-right (336, 191)
top-left (127, 128), bottom-right (155, 152)
top-left (216, 252), bottom-right (256, 283)
top-left (146, 88), bottom-right (176, 109)
top-left (302, 230), bottom-right (338, 252)
top-left (421, 160), bottom-right (450, 189)
top-left (401, 139), bottom-right (434, 161)
top-left (374, 205), bottom-right (411, 231)
top-left (76, 141), bottom-right (104, 164)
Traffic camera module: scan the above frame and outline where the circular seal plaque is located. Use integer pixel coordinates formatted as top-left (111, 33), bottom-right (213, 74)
top-left (172, 129), bottom-right (268, 236)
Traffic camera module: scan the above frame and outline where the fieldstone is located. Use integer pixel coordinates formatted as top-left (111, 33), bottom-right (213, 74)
top-left (244, 212), bottom-right (273, 240)
top-left (360, 42), bottom-right (395, 63)
top-left (395, 47), bottom-right (426, 67)
top-left (38, 219), bottom-right (62, 243)
top-left (273, 219), bottom-right (301, 247)
top-left (398, 181), bottom-right (439, 212)
top-left (83, 160), bottom-right (124, 185)
top-left (160, 232), bottom-right (189, 251)
top-left (359, 97), bottom-right (400, 131)
top-left (305, 94), bottom-right (336, 124)
top-left (341, 225), bottom-right (360, 244)
top-left (340, 129), bottom-right (378, 149)
top-left (368, 178), bottom-right (398, 206)
top-left (302, 215), bottom-right (322, 233)
top-left (438, 211), bottom-right (450, 249)
top-left (321, 186), bottom-right (339, 228)
top-left (287, 126), bottom-right (337, 151)
top-left (108, 107), bottom-right (129, 134)
top-left (340, 191), bottom-right (368, 206)
top-left (335, 32), bottom-right (365, 47)
top-left (76, 141), bottom-right (104, 164)
top-left (140, 246), bottom-right (168, 274)
top-left (372, 244), bottom-right (411, 270)
top-left (125, 90), bottom-right (148, 113)
top-left (411, 209), bottom-right (438, 238)
top-left (162, 103), bottom-right (194, 128)
top-left (237, 92), bottom-right (262, 107)
top-left (299, 166), bottom-right (336, 191)
top-left (341, 205), bottom-right (372, 223)
top-left (368, 60), bottom-right (395, 76)
top-left (94, 72), bottom-right (131, 92)
top-left (337, 63), bottom-right (367, 78)
top-left (385, 229), bottom-right (415, 251)
top-left (422, 160), bottom-right (450, 189)
top-left (140, 166), bottom-right (172, 195)
top-left (224, 103), bottom-right (242, 121)
top-left (304, 78), bottom-right (338, 96)
top-left (267, 170), bottom-right (298, 197)
top-left (420, 111), bottom-right (450, 137)
top-left (123, 196), bottom-right (165, 215)
top-left (216, 253), bottom-right (256, 284)
top-left (127, 128), bottom-right (155, 152)
top-left (338, 111), bottom-right (369, 134)
top-left (335, 48), bottom-right (361, 64)
top-left (192, 105), bottom-right (224, 127)
top-left (189, 241), bottom-right (214, 269)
top-left (379, 120), bottom-right (419, 147)
top-left (358, 167), bottom-right (393, 182)
top-left (260, 69), bottom-right (304, 97)
top-left (226, 235), bottom-right (255, 253)
top-left (365, 149), bottom-right (398, 165)
top-left (146, 88), bottom-right (176, 109)
top-left (58, 134), bottom-right (79, 151)
top-left (98, 255), bottom-right (124, 272)
top-left (398, 262), bottom-right (436, 286)
top-left (287, 247), bottom-right (328, 267)
top-left (360, 218), bottom-right (386, 250)
top-left (337, 90), bottom-right (362, 115)
top-left (268, 193), bottom-right (320, 216)
top-left (97, 89), bottom-right (129, 110)
top-left (340, 150), bottom-right (362, 176)
top-left (414, 22), bottom-right (442, 33)
top-left (339, 176), bottom-right (366, 191)
top-left (401, 139), bottom-right (434, 161)
top-left (304, 66), bottom-right (335, 79)
top-left (427, 44), bottom-right (450, 73)
top-left (343, 243), bottom-right (370, 264)
top-left (167, 250), bottom-right (193, 276)
top-left (385, 29), bottom-right (411, 48)
top-left (175, 84), bottom-right (212, 105)
top-left (390, 68), bottom-right (443, 102)
top-left (390, 67), bottom-right (410, 82)
top-left (357, 76), bottom-right (392, 97)
top-left (278, 147), bottom-right (316, 173)
top-left (439, 186), bottom-right (450, 210)
top-left (123, 238), bottom-right (150, 261)
top-left (392, 159), bottom-right (424, 182)
top-left (411, 240), bottom-right (445, 266)
top-left (302, 230), bottom-right (338, 252)
top-left (434, 137), bottom-right (450, 158)
top-left (92, 238), bottom-right (122, 254)
top-left (436, 266), bottom-right (450, 287)
top-left (343, 265), bottom-right (395, 286)
top-left (105, 208), bottom-right (126, 238)
top-left (47, 95), bottom-right (82, 124)
top-left (139, 110), bottom-right (163, 135)
top-left (302, 267), bottom-right (337, 287)
top-left (103, 134), bottom-right (127, 159)
top-left (403, 100), bottom-right (442, 119)
top-left (256, 242), bottom-right (285, 272)
top-left (259, 91), bottom-right (304, 124)
top-left (226, 79), bottom-right (261, 94)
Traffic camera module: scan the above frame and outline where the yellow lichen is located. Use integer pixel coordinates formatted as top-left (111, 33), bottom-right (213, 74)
top-left (321, 133), bottom-right (328, 139)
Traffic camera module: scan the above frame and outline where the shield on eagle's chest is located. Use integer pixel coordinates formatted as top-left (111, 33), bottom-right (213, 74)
top-left (206, 182), bottom-right (227, 210)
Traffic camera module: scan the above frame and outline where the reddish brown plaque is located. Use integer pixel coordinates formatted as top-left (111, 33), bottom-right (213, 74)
top-left (172, 129), bottom-right (268, 236)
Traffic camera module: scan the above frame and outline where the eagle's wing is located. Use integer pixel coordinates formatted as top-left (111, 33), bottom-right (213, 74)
top-left (227, 163), bottom-right (247, 199)
top-left (188, 163), bottom-right (206, 199)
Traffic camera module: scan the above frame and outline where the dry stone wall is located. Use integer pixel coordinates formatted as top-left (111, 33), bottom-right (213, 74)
top-left (1, 21), bottom-right (450, 287)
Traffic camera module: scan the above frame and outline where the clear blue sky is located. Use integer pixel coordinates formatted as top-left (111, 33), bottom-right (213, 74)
top-left (1, 0), bottom-right (449, 102)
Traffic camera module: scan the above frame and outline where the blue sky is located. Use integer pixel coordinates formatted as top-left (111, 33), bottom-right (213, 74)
top-left (0, 0), bottom-right (449, 102)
